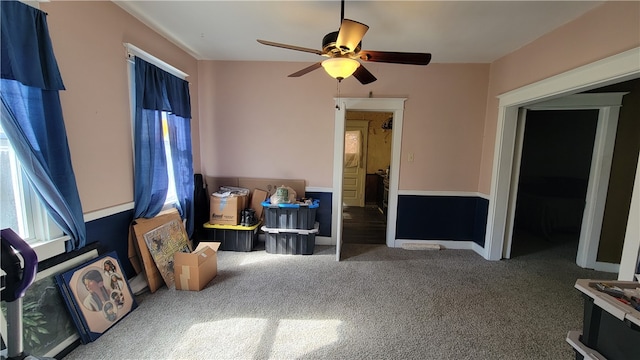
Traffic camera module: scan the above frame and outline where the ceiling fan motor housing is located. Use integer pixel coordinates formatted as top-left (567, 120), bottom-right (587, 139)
top-left (322, 31), bottom-right (361, 57)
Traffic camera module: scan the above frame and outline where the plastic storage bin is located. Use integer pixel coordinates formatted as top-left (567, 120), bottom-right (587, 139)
top-left (202, 221), bottom-right (261, 252)
top-left (572, 279), bottom-right (640, 360)
top-left (262, 199), bottom-right (319, 230)
top-left (261, 224), bottom-right (318, 255)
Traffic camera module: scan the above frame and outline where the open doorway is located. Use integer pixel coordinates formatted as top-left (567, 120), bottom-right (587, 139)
top-left (485, 47), bottom-right (640, 276)
top-left (511, 109), bottom-right (599, 259)
top-left (332, 97), bottom-right (406, 261)
top-left (342, 111), bottom-right (393, 245)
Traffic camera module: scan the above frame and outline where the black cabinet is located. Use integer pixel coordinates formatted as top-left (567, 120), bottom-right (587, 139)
top-left (365, 174), bottom-right (379, 204)
top-left (376, 174), bottom-right (388, 215)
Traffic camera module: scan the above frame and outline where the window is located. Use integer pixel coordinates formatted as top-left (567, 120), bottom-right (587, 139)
top-left (161, 112), bottom-right (178, 206)
top-left (344, 130), bottom-right (362, 167)
top-left (0, 122), bottom-right (65, 250)
top-left (127, 72), bottom-right (178, 210)
top-left (125, 43), bottom-right (194, 236)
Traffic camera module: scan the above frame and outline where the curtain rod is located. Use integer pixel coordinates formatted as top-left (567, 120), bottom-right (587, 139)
top-left (123, 43), bottom-right (189, 80)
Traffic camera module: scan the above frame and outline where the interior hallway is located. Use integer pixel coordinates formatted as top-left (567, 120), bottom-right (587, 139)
top-left (342, 205), bottom-right (386, 245)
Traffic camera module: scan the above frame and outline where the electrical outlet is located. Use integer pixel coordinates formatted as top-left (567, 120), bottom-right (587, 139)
top-left (408, 153), bottom-right (414, 162)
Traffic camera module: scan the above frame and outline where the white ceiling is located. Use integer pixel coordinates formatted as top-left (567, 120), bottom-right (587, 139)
top-left (113, 0), bottom-right (604, 63)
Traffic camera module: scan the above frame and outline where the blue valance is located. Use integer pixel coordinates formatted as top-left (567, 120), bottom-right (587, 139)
top-left (135, 58), bottom-right (191, 119)
top-left (1, 0), bottom-right (65, 91)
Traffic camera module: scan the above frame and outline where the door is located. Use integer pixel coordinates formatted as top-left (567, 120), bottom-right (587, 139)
top-left (343, 120), bottom-right (368, 207)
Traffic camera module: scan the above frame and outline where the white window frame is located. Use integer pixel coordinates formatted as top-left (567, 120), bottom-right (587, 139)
top-left (0, 124), bottom-right (68, 261)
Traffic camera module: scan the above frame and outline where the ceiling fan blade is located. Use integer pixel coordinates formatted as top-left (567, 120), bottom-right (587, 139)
top-left (359, 50), bottom-right (432, 65)
top-left (257, 39), bottom-right (323, 56)
top-left (288, 62), bottom-right (323, 77)
top-left (336, 19), bottom-right (369, 53)
top-left (352, 64), bottom-right (377, 85)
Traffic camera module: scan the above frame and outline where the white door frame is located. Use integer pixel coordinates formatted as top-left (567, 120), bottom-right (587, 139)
top-left (333, 98), bottom-right (406, 261)
top-left (485, 47), bottom-right (640, 271)
top-left (502, 93), bottom-right (627, 268)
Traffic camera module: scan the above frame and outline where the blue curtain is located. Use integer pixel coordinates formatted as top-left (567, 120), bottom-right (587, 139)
top-left (0, 0), bottom-right (86, 250)
top-left (133, 58), bottom-right (194, 237)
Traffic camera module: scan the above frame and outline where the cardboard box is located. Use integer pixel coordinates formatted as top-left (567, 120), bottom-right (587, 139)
top-left (210, 193), bottom-right (247, 225)
top-left (174, 242), bottom-right (220, 291)
top-left (238, 177), bottom-right (306, 199)
top-left (250, 188), bottom-right (269, 222)
top-left (205, 177), bottom-right (306, 199)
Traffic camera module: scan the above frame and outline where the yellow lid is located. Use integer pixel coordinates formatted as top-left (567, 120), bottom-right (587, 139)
top-left (203, 220), bottom-right (261, 230)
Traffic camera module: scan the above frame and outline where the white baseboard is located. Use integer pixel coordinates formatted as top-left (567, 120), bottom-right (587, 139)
top-left (315, 236), bottom-right (332, 246)
top-left (593, 261), bottom-right (619, 273)
top-left (395, 239), bottom-right (476, 250)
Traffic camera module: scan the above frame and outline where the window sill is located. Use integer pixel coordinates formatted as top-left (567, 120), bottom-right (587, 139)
top-left (31, 235), bottom-right (69, 262)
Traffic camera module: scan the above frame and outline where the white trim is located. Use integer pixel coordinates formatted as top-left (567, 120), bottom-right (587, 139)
top-left (31, 235), bottom-right (69, 262)
top-left (502, 108), bottom-right (527, 259)
top-left (333, 98), bottom-right (407, 261)
top-left (618, 153), bottom-right (640, 280)
top-left (396, 190), bottom-right (490, 200)
top-left (315, 236), bottom-right (332, 246)
top-left (83, 202), bottom-right (134, 222)
top-left (305, 186), bottom-right (333, 193)
top-left (498, 94), bottom-right (625, 266)
top-left (486, 47), bottom-right (640, 269)
top-left (497, 48), bottom-right (640, 107)
top-left (123, 43), bottom-right (189, 79)
top-left (525, 93), bottom-right (632, 109)
top-left (576, 103), bottom-right (621, 268)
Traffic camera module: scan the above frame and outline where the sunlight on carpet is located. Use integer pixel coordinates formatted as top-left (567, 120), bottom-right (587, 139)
top-left (171, 318), bottom-right (267, 358)
top-left (238, 251), bottom-right (290, 266)
top-left (169, 318), bottom-right (342, 359)
top-left (269, 319), bottom-right (342, 358)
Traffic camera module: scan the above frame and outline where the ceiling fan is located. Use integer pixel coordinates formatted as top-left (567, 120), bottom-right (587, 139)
top-left (257, 0), bottom-right (432, 84)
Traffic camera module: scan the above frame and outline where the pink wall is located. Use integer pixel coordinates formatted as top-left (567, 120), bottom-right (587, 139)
top-left (41, 1), bottom-right (199, 213)
top-left (478, 1), bottom-right (640, 194)
top-left (197, 61), bottom-right (489, 190)
top-left (38, 0), bottom-right (638, 216)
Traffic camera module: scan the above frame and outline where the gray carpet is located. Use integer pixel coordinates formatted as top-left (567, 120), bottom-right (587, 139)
top-left (62, 240), bottom-right (615, 360)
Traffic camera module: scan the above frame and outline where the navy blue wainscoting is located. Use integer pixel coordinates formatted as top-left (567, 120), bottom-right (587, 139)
top-left (396, 195), bottom-right (488, 246)
top-left (85, 209), bottom-right (135, 278)
top-left (305, 191), bottom-right (332, 237)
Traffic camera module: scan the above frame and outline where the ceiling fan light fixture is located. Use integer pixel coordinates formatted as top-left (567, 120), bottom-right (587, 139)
top-left (321, 58), bottom-right (360, 81)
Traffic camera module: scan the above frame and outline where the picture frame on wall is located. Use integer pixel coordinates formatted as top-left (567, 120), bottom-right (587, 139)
top-left (0, 247), bottom-right (99, 358)
top-left (54, 251), bottom-right (137, 344)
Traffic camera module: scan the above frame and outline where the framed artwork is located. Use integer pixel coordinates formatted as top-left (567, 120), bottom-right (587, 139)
top-left (0, 247), bottom-right (98, 358)
top-left (54, 251), bottom-right (137, 344)
top-left (131, 208), bottom-right (191, 292)
top-left (142, 218), bottom-right (190, 288)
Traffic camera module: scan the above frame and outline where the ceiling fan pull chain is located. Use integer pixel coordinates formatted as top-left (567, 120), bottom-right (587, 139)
top-left (336, 80), bottom-right (341, 110)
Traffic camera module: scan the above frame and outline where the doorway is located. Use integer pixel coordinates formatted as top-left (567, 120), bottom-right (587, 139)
top-left (485, 47), bottom-right (640, 275)
top-left (332, 98), bottom-right (406, 261)
top-left (342, 112), bottom-right (393, 245)
top-left (510, 109), bottom-right (599, 259)
top-left (502, 93), bottom-right (626, 267)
